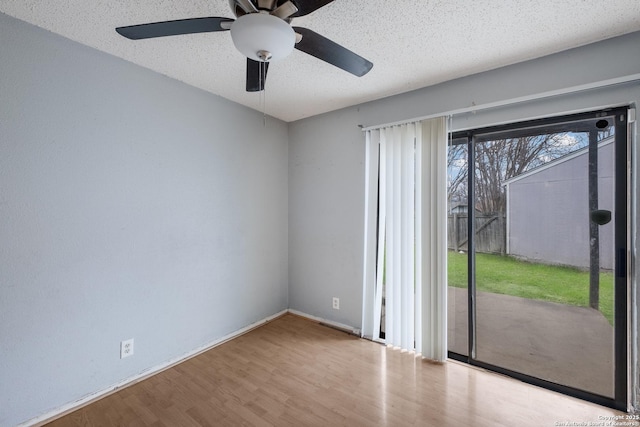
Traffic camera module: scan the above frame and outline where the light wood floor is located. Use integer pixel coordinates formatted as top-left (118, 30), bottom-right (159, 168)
top-left (46, 314), bottom-right (624, 426)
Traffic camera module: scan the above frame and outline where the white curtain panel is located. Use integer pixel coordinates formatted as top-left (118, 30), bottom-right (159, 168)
top-left (416, 117), bottom-right (448, 361)
top-left (361, 130), bottom-right (379, 341)
top-left (362, 116), bottom-right (448, 361)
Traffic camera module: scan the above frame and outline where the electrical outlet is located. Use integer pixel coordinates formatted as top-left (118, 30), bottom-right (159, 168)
top-left (332, 297), bottom-right (340, 310)
top-left (121, 338), bottom-right (134, 359)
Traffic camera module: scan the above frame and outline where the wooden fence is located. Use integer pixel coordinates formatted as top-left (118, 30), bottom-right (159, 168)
top-left (448, 213), bottom-right (506, 255)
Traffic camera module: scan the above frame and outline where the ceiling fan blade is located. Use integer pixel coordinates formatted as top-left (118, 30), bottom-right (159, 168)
top-left (292, 27), bottom-right (373, 77)
top-left (116, 17), bottom-right (234, 40)
top-left (258, 0), bottom-right (277, 8)
top-left (246, 58), bottom-right (270, 92)
top-left (271, 1), bottom-right (298, 19)
top-left (237, 0), bottom-right (259, 13)
top-left (290, 0), bottom-right (334, 17)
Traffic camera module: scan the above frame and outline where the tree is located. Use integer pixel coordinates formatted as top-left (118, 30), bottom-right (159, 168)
top-left (473, 133), bottom-right (587, 213)
top-left (447, 143), bottom-right (468, 209)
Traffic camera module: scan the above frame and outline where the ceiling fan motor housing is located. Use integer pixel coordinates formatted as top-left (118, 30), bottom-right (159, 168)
top-left (229, 0), bottom-right (289, 18)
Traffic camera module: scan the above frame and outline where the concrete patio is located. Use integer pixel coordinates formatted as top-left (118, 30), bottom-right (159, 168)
top-left (447, 287), bottom-right (614, 398)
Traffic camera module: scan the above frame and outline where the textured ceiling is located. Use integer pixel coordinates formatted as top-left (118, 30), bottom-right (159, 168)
top-left (1, 0), bottom-right (640, 122)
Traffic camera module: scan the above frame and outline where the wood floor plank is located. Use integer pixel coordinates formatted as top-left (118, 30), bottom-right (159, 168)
top-left (45, 314), bottom-right (625, 426)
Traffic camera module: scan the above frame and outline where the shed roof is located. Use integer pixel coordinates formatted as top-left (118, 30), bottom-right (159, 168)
top-left (502, 136), bottom-right (613, 186)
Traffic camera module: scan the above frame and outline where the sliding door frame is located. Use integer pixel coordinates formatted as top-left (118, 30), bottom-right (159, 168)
top-left (447, 107), bottom-right (630, 411)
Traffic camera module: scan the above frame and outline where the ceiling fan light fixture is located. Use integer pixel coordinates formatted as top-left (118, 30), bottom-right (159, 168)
top-left (230, 13), bottom-right (295, 62)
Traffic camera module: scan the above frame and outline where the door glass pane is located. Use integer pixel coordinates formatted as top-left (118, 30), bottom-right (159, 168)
top-left (473, 117), bottom-right (616, 398)
top-left (447, 138), bottom-right (469, 356)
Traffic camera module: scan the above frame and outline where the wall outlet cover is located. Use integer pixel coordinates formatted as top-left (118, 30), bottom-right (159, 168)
top-left (121, 338), bottom-right (134, 359)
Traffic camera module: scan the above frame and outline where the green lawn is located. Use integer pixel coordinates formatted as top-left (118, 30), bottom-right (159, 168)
top-left (448, 251), bottom-right (615, 324)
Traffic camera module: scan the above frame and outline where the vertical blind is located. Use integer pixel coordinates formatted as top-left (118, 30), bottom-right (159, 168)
top-left (362, 116), bottom-right (448, 361)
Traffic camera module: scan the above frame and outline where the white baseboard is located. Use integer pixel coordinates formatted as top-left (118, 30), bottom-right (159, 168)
top-left (287, 309), bottom-right (361, 336)
top-left (21, 309), bottom-right (288, 427)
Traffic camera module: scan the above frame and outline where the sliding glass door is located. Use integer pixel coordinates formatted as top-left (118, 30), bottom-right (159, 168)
top-left (447, 108), bottom-right (629, 409)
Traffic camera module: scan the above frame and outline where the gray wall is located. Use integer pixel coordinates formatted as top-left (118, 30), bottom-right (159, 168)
top-left (0, 13), bottom-right (288, 427)
top-left (507, 142), bottom-right (615, 269)
top-left (288, 108), bottom-right (365, 328)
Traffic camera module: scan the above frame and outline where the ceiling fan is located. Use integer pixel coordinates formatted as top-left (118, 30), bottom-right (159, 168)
top-left (115, 0), bottom-right (373, 92)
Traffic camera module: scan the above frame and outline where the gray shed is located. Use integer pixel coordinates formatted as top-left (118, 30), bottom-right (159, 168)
top-left (503, 137), bottom-right (614, 270)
